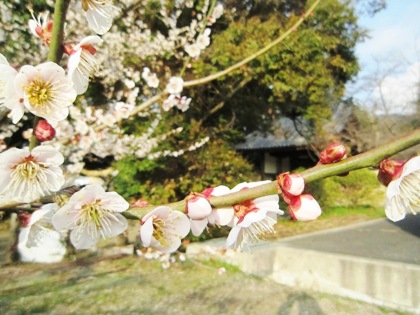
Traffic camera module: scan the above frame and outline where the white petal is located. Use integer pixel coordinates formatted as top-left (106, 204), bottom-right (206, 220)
top-left (385, 195), bottom-right (407, 222)
top-left (31, 145), bottom-right (65, 165)
top-left (68, 184), bottom-right (104, 204)
top-left (211, 185), bottom-right (231, 195)
top-left (187, 196), bottom-right (212, 220)
top-left (67, 49), bottom-right (82, 73)
top-left (401, 156), bottom-right (420, 177)
top-left (29, 204), bottom-right (58, 226)
top-left (150, 234), bottom-right (183, 254)
top-left (28, 20), bottom-right (40, 37)
top-left (169, 210), bottom-right (191, 238)
top-left (238, 210), bottom-right (268, 228)
top-left (52, 203), bottom-right (80, 230)
top-left (43, 166), bottom-right (65, 192)
top-left (70, 226), bottom-right (98, 249)
top-left (68, 54), bottom-right (90, 95)
top-left (99, 192), bottom-right (129, 213)
top-left (386, 179), bottom-right (401, 199)
top-left (78, 35), bottom-right (103, 47)
top-left (226, 226), bottom-right (242, 249)
top-left (142, 206), bottom-right (171, 222)
top-left (140, 216), bottom-right (154, 247)
top-left (208, 207), bottom-right (234, 226)
top-left (190, 218), bottom-right (208, 236)
top-left (0, 53), bottom-right (9, 65)
top-left (85, 6), bottom-right (114, 35)
top-left (103, 213), bottom-right (128, 237)
top-left (9, 102), bottom-right (25, 124)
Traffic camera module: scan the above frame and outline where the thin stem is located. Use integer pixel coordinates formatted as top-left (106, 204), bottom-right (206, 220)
top-left (183, 0), bottom-right (321, 88)
top-left (29, 116), bottom-right (40, 150)
top-left (48, 0), bottom-right (70, 63)
top-left (128, 128), bottom-right (420, 216)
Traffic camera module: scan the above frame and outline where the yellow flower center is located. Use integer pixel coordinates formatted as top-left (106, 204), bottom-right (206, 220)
top-left (80, 200), bottom-right (107, 229)
top-left (13, 156), bottom-right (46, 182)
top-left (25, 78), bottom-right (53, 109)
top-left (152, 215), bottom-right (170, 246)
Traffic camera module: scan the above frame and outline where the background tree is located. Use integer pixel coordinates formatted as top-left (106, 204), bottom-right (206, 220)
top-left (110, 0), bottom-right (370, 202)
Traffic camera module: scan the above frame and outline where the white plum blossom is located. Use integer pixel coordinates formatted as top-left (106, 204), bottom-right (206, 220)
top-left (185, 29), bottom-right (211, 58)
top-left (166, 76), bottom-right (184, 95)
top-left (176, 96), bottom-right (191, 112)
top-left (209, 3), bottom-right (224, 23)
top-left (18, 203), bottom-right (67, 263)
top-left (185, 43), bottom-right (201, 58)
top-left (67, 35), bottom-right (103, 95)
top-left (142, 67), bottom-right (160, 88)
top-left (81, 0), bottom-right (117, 35)
top-left (14, 62), bottom-right (77, 125)
top-left (196, 28), bottom-right (211, 49)
top-left (114, 102), bottom-right (134, 119)
top-left (0, 54), bottom-right (24, 124)
top-left (52, 184), bottom-right (129, 249)
top-left (140, 206), bottom-right (190, 253)
top-left (385, 156), bottom-right (420, 222)
top-left (28, 11), bottom-right (53, 45)
top-left (226, 181), bottom-right (283, 250)
top-left (0, 146), bottom-right (65, 203)
top-left (162, 94), bottom-right (191, 112)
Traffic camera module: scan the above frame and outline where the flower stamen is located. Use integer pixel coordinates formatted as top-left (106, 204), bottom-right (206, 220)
top-left (25, 78), bottom-right (53, 109)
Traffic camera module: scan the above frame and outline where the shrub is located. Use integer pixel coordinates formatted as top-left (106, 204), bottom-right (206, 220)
top-left (111, 138), bottom-right (259, 205)
top-left (304, 168), bottom-right (385, 209)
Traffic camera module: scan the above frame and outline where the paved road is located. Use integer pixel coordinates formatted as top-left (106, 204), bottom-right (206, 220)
top-left (279, 214), bottom-right (420, 265)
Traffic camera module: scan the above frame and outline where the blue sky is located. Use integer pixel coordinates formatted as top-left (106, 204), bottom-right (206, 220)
top-left (347, 0), bottom-right (420, 114)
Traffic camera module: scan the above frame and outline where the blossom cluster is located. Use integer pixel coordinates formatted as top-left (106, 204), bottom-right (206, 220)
top-left (1, 1), bottom-right (222, 179)
top-left (15, 180), bottom-right (281, 255)
top-left (277, 172), bottom-right (322, 221)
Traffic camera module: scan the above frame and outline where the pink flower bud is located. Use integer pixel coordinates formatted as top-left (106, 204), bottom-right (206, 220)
top-left (132, 199), bottom-right (149, 207)
top-left (34, 119), bottom-right (56, 142)
top-left (18, 211), bottom-right (31, 227)
top-left (289, 194), bottom-right (321, 221)
top-left (277, 172), bottom-right (305, 197)
top-left (319, 142), bottom-right (347, 164)
top-left (377, 159), bottom-right (405, 186)
top-left (186, 195), bottom-right (212, 220)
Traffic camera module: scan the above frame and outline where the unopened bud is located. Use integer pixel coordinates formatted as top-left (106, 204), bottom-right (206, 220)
top-left (34, 119), bottom-right (56, 142)
top-left (186, 195), bottom-right (212, 220)
top-left (18, 211), bottom-right (31, 227)
top-left (277, 172), bottom-right (305, 197)
top-left (289, 194), bottom-right (321, 221)
top-left (319, 142), bottom-right (347, 164)
top-left (377, 159), bottom-right (404, 186)
top-left (132, 199), bottom-right (149, 207)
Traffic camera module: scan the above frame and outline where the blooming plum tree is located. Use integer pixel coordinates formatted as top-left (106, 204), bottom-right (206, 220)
top-left (0, 0), bottom-right (418, 260)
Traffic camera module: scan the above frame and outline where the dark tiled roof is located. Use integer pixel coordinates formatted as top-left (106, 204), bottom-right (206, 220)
top-left (235, 118), bottom-right (307, 151)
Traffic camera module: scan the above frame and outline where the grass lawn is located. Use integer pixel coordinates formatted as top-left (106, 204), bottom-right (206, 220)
top-left (0, 253), bottom-right (406, 315)
top-left (0, 205), bottom-right (402, 315)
